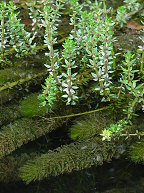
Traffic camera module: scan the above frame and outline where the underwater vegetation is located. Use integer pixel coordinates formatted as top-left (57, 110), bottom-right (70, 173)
top-left (70, 111), bottom-right (114, 141)
top-left (0, 1), bottom-right (143, 192)
top-left (20, 93), bottom-right (48, 118)
top-left (129, 140), bottom-right (144, 164)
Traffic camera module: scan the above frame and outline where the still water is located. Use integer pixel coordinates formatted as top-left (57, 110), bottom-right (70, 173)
top-left (0, 159), bottom-right (144, 193)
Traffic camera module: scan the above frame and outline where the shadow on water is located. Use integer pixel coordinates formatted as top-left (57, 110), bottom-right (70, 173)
top-left (0, 159), bottom-right (144, 193)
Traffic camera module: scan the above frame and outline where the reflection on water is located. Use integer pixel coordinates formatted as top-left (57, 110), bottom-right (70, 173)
top-left (0, 159), bottom-right (144, 193)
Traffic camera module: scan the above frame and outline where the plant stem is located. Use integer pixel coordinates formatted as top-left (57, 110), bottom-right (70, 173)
top-left (39, 106), bottom-right (109, 120)
top-left (140, 51), bottom-right (144, 72)
top-left (1, 10), bottom-right (5, 66)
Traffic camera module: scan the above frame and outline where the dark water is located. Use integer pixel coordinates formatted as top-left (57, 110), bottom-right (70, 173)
top-left (0, 159), bottom-right (144, 193)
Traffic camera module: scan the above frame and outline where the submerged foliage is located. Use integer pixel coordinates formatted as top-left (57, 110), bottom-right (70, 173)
top-left (0, 0), bottom-right (143, 186)
top-left (0, 153), bottom-right (38, 183)
top-left (70, 111), bottom-right (114, 141)
top-left (0, 118), bottom-right (64, 158)
top-left (20, 138), bottom-right (118, 183)
top-left (20, 93), bottom-right (48, 118)
top-left (129, 140), bottom-right (144, 163)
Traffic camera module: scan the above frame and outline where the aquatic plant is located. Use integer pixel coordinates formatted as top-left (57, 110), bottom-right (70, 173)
top-left (20, 137), bottom-right (118, 183)
top-left (39, 0), bottom-right (143, 121)
top-left (0, 69), bottom-right (48, 104)
top-left (119, 52), bottom-right (144, 120)
top-left (70, 111), bottom-right (114, 141)
top-left (129, 140), bottom-right (144, 163)
top-left (0, 117), bottom-right (65, 159)
top-left (116, 0), bottom-right (142, 27)
top-left (100, 120), bottom-right (128, 141)
top-left (0, 0), bottom-right (143, 186)
top-left (20, 93), bottom-right (48, 118)
top-left (40, 0), bottom-right (116, 107)
top-left (0, 1), bottom-right (36, 67)
top-left (0, 104), bottom-right (21, 126)
top-left (0, 153), bottom-right (38, 183)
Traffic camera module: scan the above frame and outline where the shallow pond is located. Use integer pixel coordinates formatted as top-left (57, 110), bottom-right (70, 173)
top-left (0, 159), bottom-right (144, 193)
top-left (0, 1), bottom-right (143, 193)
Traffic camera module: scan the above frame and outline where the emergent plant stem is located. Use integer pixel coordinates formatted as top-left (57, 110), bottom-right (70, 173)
top-left (1, 10), bottom-right (5, 65)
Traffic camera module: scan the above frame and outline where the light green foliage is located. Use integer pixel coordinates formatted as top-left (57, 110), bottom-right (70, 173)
top-left (0, 1), bottom-right (36, 66)
top-left (70, 111), bottom-right (114, 141)
top-left (37, 0), bottom-right (65, 108)
top-left (40, 0), bottom-right (116, 108)
top-left (120, 52), bottom-right (144, 119)
top-left (40, 0), bottom-right (143, 124)
top-left (79, 10), bottom-right (115, 100)
top-left (27, 1), bottom-right (43, 36)
top-left (129, 140), bottom-right (144, 163)
top-left (62, 38), bottom-right (78, 105)
top-left (101, 114), bottom-right (144, 141)
top-left (69, 0), bottom-right (82, 39)
top-left (19, 138), bottom-right (117, 183)
top-left (37, 0), bottom-right (143, 130)
top-left (39, 76), bottom-right (57, 110)
top-left (100, 120), bottom-right (128, 141)
top-left (116, 0), bottom-right (141, 27)
top-left (41, 0), bottom-right (63, 83)
top-left (20, 93), bottom-right (48, 118)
